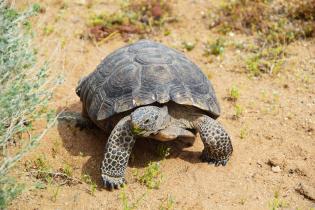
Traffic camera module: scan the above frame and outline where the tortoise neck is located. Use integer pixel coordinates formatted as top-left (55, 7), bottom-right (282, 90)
top-left (167, 103), bottom-right (204, 129)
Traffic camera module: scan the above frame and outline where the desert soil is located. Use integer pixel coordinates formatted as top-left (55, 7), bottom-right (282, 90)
top-left (10, 0), bottom-right (315, 209)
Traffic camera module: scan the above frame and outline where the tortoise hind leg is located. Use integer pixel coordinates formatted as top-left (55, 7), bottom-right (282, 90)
top-left (101, 116), bottom-right (135, 190)
top-left (58, 111), bottom-right (96, 130)
top-left (193, 115), bottom-right (233, 166)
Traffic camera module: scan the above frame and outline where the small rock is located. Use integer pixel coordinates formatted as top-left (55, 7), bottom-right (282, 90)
top-left (151, 4), bottom-right (162, 20)
top-left (267, 156), bottom-right (286, 169)
top-left (256, 161), bottom-right (263, 168)
top-left (118, 25), bottom-right (141, 34)
top-left (76, 0), bottom-right (92, 5)
top-left (271, 166), bottom-right (281, 173)
top-left (89, 26), bottom-right (111, 41)
top-left (200, 11), bottom-right (206, 18)
top-left (267, 158), bottom-right (278, 167)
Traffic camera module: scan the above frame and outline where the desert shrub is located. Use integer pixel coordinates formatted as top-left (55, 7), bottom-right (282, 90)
top-left (136, 162), bottom-right (163, 189)
top-left (246, 45), bottom-right (286, 76)
top-left (88, 0), bottom-right (174, 41)
top-left (209, 0), bottom-right (271, 35)
top-left (0, 2), bottom-right (58, 208)
top-left (204, 38), bottom-right (226, 56)
top-left (208, 0), bottom-right (315, 76)
top-left (209, 0), bottom-right (315, 44)
top-left (286, 0), bottom-right (315, 21)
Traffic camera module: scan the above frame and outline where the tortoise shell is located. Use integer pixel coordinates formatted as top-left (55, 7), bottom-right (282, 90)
top-left (77, 40), bottom-right (220, 121)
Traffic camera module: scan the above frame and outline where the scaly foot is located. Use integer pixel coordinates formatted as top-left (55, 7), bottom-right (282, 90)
top-left (200, 150), bottom-right (229, 166)
top-left (101, 174), bottom-right (126, 190)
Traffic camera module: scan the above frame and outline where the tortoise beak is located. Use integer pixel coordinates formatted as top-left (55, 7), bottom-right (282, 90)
top-left (130, 123), bottom-right (144, 135)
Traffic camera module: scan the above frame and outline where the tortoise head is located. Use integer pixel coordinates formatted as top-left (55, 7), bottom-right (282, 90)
top-left (130, 106), bottom-right (169, 137)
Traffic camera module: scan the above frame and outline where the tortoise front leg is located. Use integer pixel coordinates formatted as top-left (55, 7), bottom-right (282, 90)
top-left (101, 116), bottom-right (135, 190)
top-left (193, 115), bottom-right (233, 166)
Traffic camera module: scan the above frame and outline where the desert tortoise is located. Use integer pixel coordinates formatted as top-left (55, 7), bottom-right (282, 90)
top-left (61, 40), bottom-right (233, 190)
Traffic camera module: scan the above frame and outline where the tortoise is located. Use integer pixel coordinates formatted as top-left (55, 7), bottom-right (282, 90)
top-left (60, 40), bottom-right (233, 190)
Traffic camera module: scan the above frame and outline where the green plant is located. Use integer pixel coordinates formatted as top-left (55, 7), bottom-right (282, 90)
top-left (26, 156), bottom-right (81, 186)
top-left (233, 104), bottom-right (243, 119)
top-left (138, 162), bottom-right (163, 189)
top-left (62, 164), bottom-right (73, 177)
top-left (81, 174), bottom-right (97, 196)
top-left (32, 155), bottom-right (52, 183)
top-left (51, 140), bottom-right (60, 158)
top-left (268, 191), bottom-right (288, 210)
top-left (60, 1), bottom-right (68, 10)
top-left (204, 38), bottom-right (225, 56)
top-left (156, 144), bottom-right (171, 159)
top-left (43, 25), bottom-right (54, 36)
top-left (159, 194), bottom-right (175, 210)
top-left (182, 41), bottom-right (196, 51)
top-left (246, 55), bottom-right (261, 77)
top-left (34, 181), bottom-right (46, 190)
top-left (119, 186), bottom-right (146, 210)
top-left (246, 46), bottom-right (285, 76)
top-left (34, 156), bottom-right (50, 171)
top-left (0, 2), bottom-right (59, 208)
top-left (51, 186), bottom-right (60, 202)
top-left (0, 178), bottom-right (24, 208)
top-left (239, 127), bottom-right (247, 139)
top-left (228, 85), bottom-right (240, 101)
top-left (164, 28), bottom-right (171, 36)
top-left (239, 198), bottom-right (246, 205)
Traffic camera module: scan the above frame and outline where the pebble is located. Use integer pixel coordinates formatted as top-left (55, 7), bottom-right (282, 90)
top-left (271, 166), bottom-right (281, 173)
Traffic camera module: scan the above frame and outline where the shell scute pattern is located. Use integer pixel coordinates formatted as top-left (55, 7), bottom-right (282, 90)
top-left (134, 51), bottom-right (173, 65)
top-left (78, 40), bottom-right (220, 121)
top-left (137, 64), bottom-right (176, 103)
top-left (104, 63), bottom-right (140, 98)
top-left (127, 39), bottom-right (160, 52)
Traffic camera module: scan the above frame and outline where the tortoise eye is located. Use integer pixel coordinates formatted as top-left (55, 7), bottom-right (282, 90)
top-left (144, 119), bottom-right (150, 124)
top-left (154, 115), bottom-right (158, 120)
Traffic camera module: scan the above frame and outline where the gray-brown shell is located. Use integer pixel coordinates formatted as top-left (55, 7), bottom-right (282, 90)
top-left (77, 40), bottom-right (220, 121)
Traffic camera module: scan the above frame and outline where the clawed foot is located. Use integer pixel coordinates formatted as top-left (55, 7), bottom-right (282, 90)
top-left (102, 174), bottom-right (126, 190)
top-left (200, 151), bottom-right (229, 166)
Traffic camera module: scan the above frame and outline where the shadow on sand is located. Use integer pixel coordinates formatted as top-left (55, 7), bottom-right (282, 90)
top-left (57, 102), bottom-right (203, 187)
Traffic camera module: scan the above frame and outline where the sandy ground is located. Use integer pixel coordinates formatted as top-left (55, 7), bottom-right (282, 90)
top-left (10, 0), bottom-right (315, 209)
